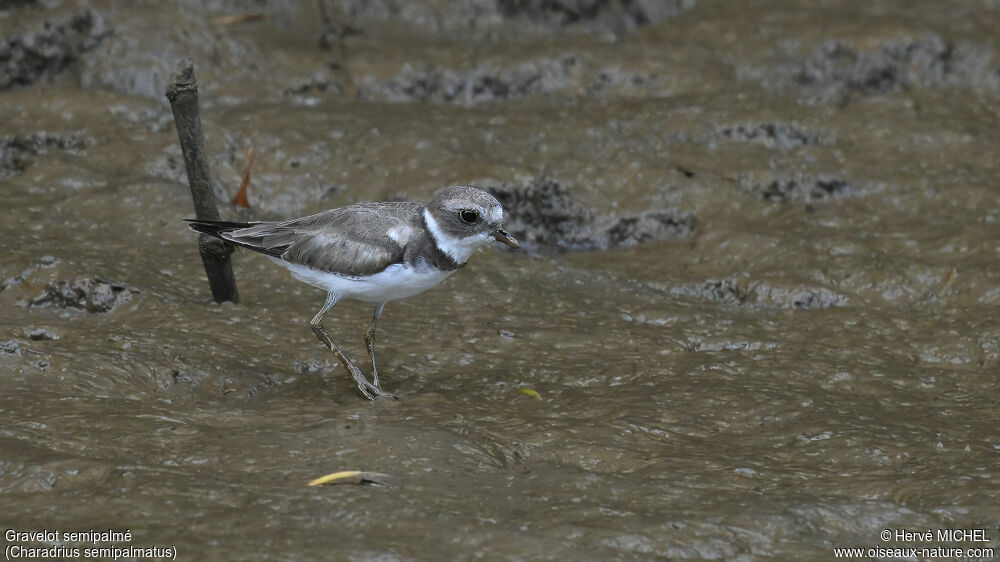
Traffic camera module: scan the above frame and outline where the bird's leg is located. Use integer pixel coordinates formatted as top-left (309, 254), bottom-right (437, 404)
top-left (365, 303), bottom-right (385, 391)
top-left (309, 292), bottom-right (380, 400)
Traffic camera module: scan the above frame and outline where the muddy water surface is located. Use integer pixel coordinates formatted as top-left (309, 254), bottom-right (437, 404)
top-left (2, 0), bottom-right (999, 559)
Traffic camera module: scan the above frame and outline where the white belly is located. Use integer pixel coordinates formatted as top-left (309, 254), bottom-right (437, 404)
top-left (272, 258), bottom-right (455, 304)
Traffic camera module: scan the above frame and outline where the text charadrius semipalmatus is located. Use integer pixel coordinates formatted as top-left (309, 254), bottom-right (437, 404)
top-left (187, 185), bottom-right (519, 400)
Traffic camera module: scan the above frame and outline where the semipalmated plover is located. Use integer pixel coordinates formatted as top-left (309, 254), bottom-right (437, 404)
top-left (187, 185), bottom-right (519, 400)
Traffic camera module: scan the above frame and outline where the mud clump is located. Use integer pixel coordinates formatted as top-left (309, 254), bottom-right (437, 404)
top-left (585, 67), bottom-right (660, 95)
top-left (0, 9), bottom-right (107, 88)
top-left (485, 177), bottom-right (695, 250)
top-left (670, 279), bottom-right (746, 304)
top-left (295, 358), bottom-right (327, 375)
top-left (23, 327), bottom-right (59, 341)
top-left (359, 58), bottom-right (667, 104)
top-left (27, 276), bottom-right (137, 313)
top-left (325, 0), bottom-right (694, 34)
top-left (0, 340), bottom-right (22, 356)
top-left (0, 133), bottom-right (89, 180)
top-left (357, 57), bottom-right (579, 104)
top-left (666, 279), bottom-right (846, 309)
top-left (498, 0), bottom-right (696, 31)
top-left (740, 173), bottom-right (853, 203)
top-left (488, 177), bottom-right (596, 248)
top-left (756, 284), bottom-right (847, 309)
top-left (794, 35), bottom-right (1000, 102)
top-left (717, 122), bottom-right (827, 150)
top-left (605, 211), bottom-right (694, 247)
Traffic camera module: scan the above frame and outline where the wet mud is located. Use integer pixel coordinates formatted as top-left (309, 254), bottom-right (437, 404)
top-left (488, 176), bottom-right (695, 250)
top-left (2, 0), bottom-right (1000, 559)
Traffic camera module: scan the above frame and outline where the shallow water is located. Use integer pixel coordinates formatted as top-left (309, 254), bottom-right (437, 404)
top-left (2, 0), bottom-right (1000, 559)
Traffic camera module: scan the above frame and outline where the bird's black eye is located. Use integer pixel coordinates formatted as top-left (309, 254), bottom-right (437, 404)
top-left (460, 209), bottom-right (479, 224)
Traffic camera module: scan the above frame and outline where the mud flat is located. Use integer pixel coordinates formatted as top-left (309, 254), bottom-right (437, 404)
top-left (1, 0), bottom-right (998, 559)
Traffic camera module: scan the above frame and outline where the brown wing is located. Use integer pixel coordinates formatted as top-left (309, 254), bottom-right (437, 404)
top-left (222, 202), bottom-right (423, 277)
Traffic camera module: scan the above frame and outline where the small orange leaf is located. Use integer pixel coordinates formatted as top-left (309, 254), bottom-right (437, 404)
top-left (233, 147), bottom-right (254, 208)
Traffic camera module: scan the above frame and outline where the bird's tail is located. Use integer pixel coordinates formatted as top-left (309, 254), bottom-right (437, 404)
top-left (185, 218), bottom-right (288, 258)
top-left (185, 219), bottom-right (254, 239)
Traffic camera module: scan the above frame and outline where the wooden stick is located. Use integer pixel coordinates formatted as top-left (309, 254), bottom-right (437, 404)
top-left (166, 61), bottom-right (239, 304)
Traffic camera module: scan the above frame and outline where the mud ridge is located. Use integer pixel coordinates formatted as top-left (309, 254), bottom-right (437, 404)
top-left (716, 122), bottom-right (829, 150)
top-left (484, 176), bottom-right (695, 250)
top-left (359, 57), bottom-right (672, 104)
top-left (0, 133), bottom-right (89, 180)
top-left (0, 340), bottom-right (21, 356)
top-left (783, 35), bottom-right (1000, 103)
top-left (0, 9), bottom-right (107, 88)
top-left (497, 0), bottom-right (696, 31)
top-left (740, 172), bottom-right (853, 203)
top-left (26, 276), bottom-right (137, 313)
top-left (798, 36), bottom-right (999, 97)
top-left (357, 57), bottom-right (579, 104)
top-left (666, 279), bottom-right (847, 309)
top-left (325, 0), bottom-right (695, 34)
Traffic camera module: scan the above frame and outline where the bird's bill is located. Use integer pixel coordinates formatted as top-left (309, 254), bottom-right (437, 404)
top-left (492, 227), bottom-right (520, 249)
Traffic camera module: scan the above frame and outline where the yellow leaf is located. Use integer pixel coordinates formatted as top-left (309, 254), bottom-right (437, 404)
top-left (308, 471), bottom-right (389, 486)
top-left (518, 388), bottom-right (542, 400)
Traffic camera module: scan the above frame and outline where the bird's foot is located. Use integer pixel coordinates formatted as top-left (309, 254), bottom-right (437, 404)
top-left (349, 365), bottom-right (397, 401)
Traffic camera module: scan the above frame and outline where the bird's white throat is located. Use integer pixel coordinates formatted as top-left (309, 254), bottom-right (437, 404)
top-left (422, 208), bottom-right (491, 264)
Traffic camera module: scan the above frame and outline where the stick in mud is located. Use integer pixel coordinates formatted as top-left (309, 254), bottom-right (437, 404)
top-left (165, 60), bottom-right (239, 304)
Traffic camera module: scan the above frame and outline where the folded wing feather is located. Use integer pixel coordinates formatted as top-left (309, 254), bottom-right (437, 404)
top-left (223, 202), bottom-right (422, 277)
